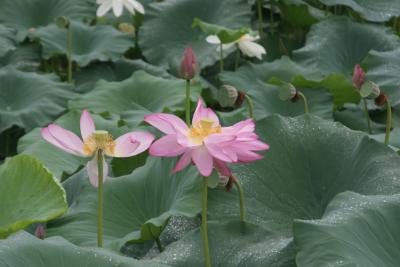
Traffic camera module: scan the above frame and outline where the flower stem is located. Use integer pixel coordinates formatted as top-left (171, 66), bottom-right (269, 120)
top-left (185, 79), bottom-right (191, 126)
top-left (234, 47), bottom-right (240, 70)
top-left (257, 0), bottom-right (264, 36)
top-left (97, 150), bottom-right (104, 248)
top-left (219, 43), bottom-right (224, 72)
top-left (298, 91), bottom-right (309, 114)
top-left (385, 100), bottom-right (392, 145)
top-left (67, 25), bottom-right (73, 84)
top-left (233, 179), bottom-right (245, 222)
top-left (244, 94), bottom-right (255, 120)
top-left (201, 177), bottom-right (212, 267)
top-left (155, 236), bottom-right (164, 252)
top-left (362, 98), bottom-right (372, 134)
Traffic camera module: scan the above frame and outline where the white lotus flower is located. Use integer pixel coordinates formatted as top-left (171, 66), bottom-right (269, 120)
top-left (206, 34), bottom-right (266, 60)
top-left (96, 0), bottom-right (145, 17)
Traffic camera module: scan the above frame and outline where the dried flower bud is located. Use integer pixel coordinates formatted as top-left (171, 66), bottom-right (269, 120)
top-left (225, 176), bottom-right (237, 192)
top-left (35, 224), bottom-right (46, 239)
top-left (179, 47), bottom-right (198, 80)
top-left (375, 92), bottom-right (388, 107)
top-left (352, 64), bottom-right (366, 89)
top-left (279, 83), bottom-right (297, 101)
top-left (360, 81), bottom-right (380, 99)
top-left (219, 85), bottom-right (239, 108)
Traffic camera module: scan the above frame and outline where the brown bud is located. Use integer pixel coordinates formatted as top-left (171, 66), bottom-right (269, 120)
top-left (225, 175), bottom-right (237, 192)
top-left (179, 47), bottom-right (198, 80)
top-left (291, 91), bottom-right (300, 103)
top-left (235, 91), bottom-right (246, 107)
top-left (375, 92), bottom-right (388, 107)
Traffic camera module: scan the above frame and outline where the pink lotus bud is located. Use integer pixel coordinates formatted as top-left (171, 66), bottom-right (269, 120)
top-left (35, 224), bottom-right (46, 239)
top-left (352, 64), bottom-right (366, 89)
top-left (179, 47), bottom-right (197, 80)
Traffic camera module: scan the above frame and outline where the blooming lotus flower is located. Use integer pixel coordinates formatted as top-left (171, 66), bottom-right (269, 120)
top-left (41, 110), bottom-right (154, 187)
top-left (352, 64), bottom-right (366, 89)
top-left (206, 34), bottom-right (266, 60)
top-left (144, 99), bottom-right (269, 176)
top-left (96, 0), bottom-right (145, 17)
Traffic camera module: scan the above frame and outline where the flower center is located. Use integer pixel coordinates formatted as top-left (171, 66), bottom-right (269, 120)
top-left (83, 130), bottom-right (115, 156)
top-left (188, 119), bottom-right (221, 145)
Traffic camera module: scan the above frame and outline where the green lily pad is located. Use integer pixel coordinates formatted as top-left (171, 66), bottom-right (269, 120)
top-left (18, 110), bottom-right (131, 179)
top-left (0, 0), bottom-right (94, 41)
top-left (46, 157), bottom-right (201, 250)
top-left (293, 16), bottom-right (400, 75)
top-left (320, 0), bottom-right (400, 22)
top-left (31, 21), bottom-right (132, 67)
top-left (139, 0), bottom-right (251, 71)
top-left (69, 71), bottom-right (201, 128)
top-left (0, 155), bottom-right (68, 238)
top-left (276, 0), bottom-right (327, 26)
top-left (0, 43), bottom-right (41, 71)
top-left (0, 231), bottom-right (170, 267)
top-left (192, 18), bottom-right (249, 43)
top-left (0, 66), bottom-right (73, 132)
top-left (0, 25), bottom-right (16, 58)
top-left (294, 192), bottom-right (400, 267)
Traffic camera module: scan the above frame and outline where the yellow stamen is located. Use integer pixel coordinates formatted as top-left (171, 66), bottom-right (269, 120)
top-left (188, 119), bottom-right (221, 145)
top-left (83, 130), bottom-right (116, 156)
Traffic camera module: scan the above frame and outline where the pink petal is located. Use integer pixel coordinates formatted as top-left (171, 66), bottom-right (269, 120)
top-left (113, 131), bottom-right (154, 157)
top-left (80, 109), bottom-right (95, 141)
top-left (149, 134), bottom-right (186, 157)
top-left (237, 150), bottom-right (264, 163)
top-left (192, 147), bottom-right (213, 176)
top-left (204, 142), bottom-right (233, 162)
top-left (144, 113), bottom-right (188, 135)
top-left (46, 124), bottom-right (85, 156)
top-left (236, 140), bottom-right (270, 151)
top-left (41, 127), bottom-right (80, 156)
top-left (222, 119), bottom-right (255, 135)
top-left (86, 156), bottom-right (108, 188)
top-left (214, 159), bottom-right (232, 177)
top-left (173, 150), bottom-right (192, 173)
top-left (192, 98), bottom-right (219, 126)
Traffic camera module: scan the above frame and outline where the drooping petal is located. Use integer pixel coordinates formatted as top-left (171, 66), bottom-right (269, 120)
top-left (112, 131), bottom-right (154, 157)
top-left (149, 134), bottom-right (186, 157)
top-left (46, 124), bottom-right (85, 156)
top-left (112, 0), bottom-right (124, 17)
top-left (80, 109), bottom-right (95, 141)
top-left (96, 1), bottom-right (113, 16)
top-left (222, 118), bottom-right (255, 135)
top-left (86, 156), bottom-right (108, 188)
top-left (234, 140), bottom-right (270, 151)
top-left (221, 42), bottom-right (235, 50)
top-left (191, 147), bottom-right (213, 176)
top-left (236, 150), bottom-right (264, 163)
top-left (206, 35), bottom-right (221, 44)
top-left (173, 150), bottom-right (192, 173)
top-left (126, 0), bottom-right (145, 14)
top-left (192, 98), bottom-right (219, 126)
top-left (41, 128), bottom-right (82, 156)
top-left (144, 113), bottom-right (188, 135)
top-left (214, 158), bottom-right (232, 177)
top-left (238, 40), bottom-right (266, 60)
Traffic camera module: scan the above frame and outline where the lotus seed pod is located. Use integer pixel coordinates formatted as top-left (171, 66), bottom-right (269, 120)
top-left (279, 83), bottom-right (297, 101)
top-left (219, 84), bottom-right (239, 108)
top-left (360, 81), bottom-right (380, 99)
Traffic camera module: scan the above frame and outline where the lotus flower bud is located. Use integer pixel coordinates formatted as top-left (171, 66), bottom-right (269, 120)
top-left (179, 47), bottom-right (198, 80)
top-left (360, 81), bottom-right (380, 99)
top-left (278, 83), bottom-right (298, 101)
top-left (35, 224), bottom-right (46, 239)
top-left (375, 92), bottom-right (388, 107)
top-left (219, 85), bottom-right (239, 108)
top-left (352, 64), bottom-right (366, 89)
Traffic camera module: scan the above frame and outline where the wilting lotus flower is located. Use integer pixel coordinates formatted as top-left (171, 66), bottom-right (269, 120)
top-left (144, 99), bottom-right (269, 177)
top-left (180, 47), bottom-right (198, 80)
top-left (42, 110), bottom-right (154, 187)
top-left (206, 34), bottom-right (266, 60)
top-left (96, 0), bottom-right (145, 17)
top-left (352, 64), bottom-right (366, 89)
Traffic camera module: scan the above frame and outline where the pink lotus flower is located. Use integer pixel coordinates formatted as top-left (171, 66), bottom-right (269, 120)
top-left (41, 110), bottom-right (154, 187)
top-left (352, 64), bottom-right (366, 89)
top-left (179, 46), bottom-right (198, 80)
top-left (144, 99), bottom-right (269, 176)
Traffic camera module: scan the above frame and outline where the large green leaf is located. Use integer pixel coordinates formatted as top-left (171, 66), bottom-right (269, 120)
top-left (32, 21), bottom-right (132, 67)
top-left (0, 66), bottom-right (73, 132)
top-left (139, 0), bottom-right (251, 71)
top-left (156, 114), bottom-right (400, 266)
top-left (0, 0), bottom-right (94, 41)
top-left (321, 0), bottom-right (400, 22)
top-left (276, 0), bottom-right (326, 26)
top-left (293, 17), bottom-right (400, 75)
top-left (0, 25), bottom-right (16, 58)
top-left (69, 71), bottom-right (201, 128)
top-left (46, 157), bottom-right (201, 250)
top-left (294, 192), bottom-right (400, 267)
top-left (0, 43), bottom-right (41, 71)
top-left (192, 18), bottom-right (249, 43)
top-left (0, 155), bottom-right (68, 238)
top-left (0, 231), bottom-right (170, 267)
top-left (18, 110), bottom-right (131, 179)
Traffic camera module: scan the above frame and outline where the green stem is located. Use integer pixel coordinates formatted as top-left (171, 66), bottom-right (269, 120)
top-left (4, 129), bottom-right (9, 156)
top-left (234, 47), bottom-right (240, 70)
top-left (201, 177), bottom-right (212, 267)
top-left (233, 179), bottom-right (245, 222)
top-left (362, 98), bottom-right (372, 134)
top-left (244, 94), bottom-right (255, 120)
top-left (155, 236), bottom-right (164, 252)
top-left (219, 43), bottom-right (224, 72)
top-left (257, 0), bottom-right (264, 36)
top-left (298, 91), bottom-right (309, 114)
top-left (97, 150), bottom-right (104, 247)
top-left (269, 0), bottom-right (274, 33)
top-left (185, 79), bottom-right (191, 126)
top-left (385, 100), bottom-right (392, 145)
top-left (67, 26), bottom-right (73, 84)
